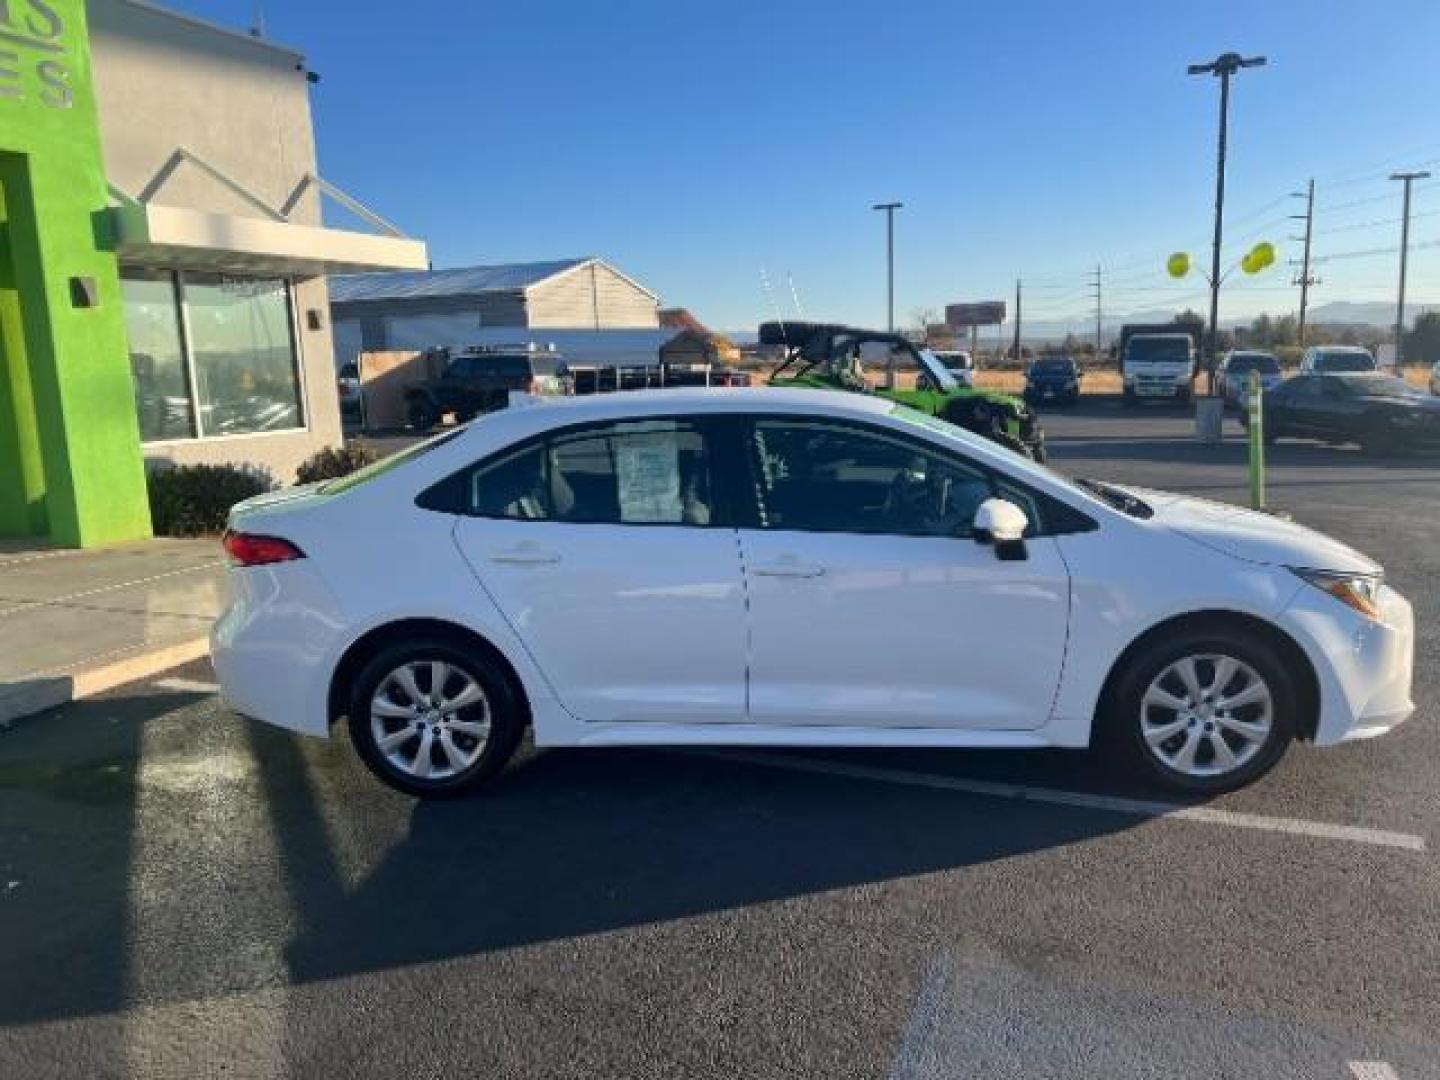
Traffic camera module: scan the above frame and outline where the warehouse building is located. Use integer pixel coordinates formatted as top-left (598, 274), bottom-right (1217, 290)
top-left (329, 257), bottom-right (661, 360)
top-left (0, 0), bottom-right (426, 547)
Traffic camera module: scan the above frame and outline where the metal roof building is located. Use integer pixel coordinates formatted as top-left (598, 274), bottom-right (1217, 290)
top-left (330, 256), bottom-right (662, 358)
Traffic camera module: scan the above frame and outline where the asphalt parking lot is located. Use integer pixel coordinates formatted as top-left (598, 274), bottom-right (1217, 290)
top-left (2, 398), bottom-right (1438, 1079)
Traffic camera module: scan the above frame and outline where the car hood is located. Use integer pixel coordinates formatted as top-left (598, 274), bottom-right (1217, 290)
top-left (1358, 393), bottom-right (1440, 412)
top-left (1118, 485), bottom-right (1381, 575)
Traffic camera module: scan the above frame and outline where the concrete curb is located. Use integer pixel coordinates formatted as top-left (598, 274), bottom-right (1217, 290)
top-left (0, 636), bottom-right (211, 728)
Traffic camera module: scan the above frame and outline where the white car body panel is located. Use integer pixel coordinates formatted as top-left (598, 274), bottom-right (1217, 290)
top-left (210, 388), bottom-right (1415, 763)
top-left (739, 529), bottom-right (1069, 729)
top-left (453, 517), bottom-right (747, 725)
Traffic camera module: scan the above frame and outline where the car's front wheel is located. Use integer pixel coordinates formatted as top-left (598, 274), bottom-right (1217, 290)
top-left (347, 638), bottom-right (524, 797)
top-left (1102, 627), bottom-right (1297, 794)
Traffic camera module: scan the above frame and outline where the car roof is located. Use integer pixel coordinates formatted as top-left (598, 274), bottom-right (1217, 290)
top-left (476, 387), bottom-right (895, 433)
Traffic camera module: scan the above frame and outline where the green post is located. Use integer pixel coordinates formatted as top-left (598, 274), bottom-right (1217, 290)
top-left (1247, 368), bottom-right (1265, 510)
top-left (0, 0), bottom-right (151, 547)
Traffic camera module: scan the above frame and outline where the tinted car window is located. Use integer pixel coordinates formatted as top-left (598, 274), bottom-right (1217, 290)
top-left (1226, 354), bottom-right (1279, 374)
top-left (748, 420), bottom-right (998, 538)
top-left (1312, 351), bottom-right (1376, 373)
top-left (462, 419), bottom-right (716, 526)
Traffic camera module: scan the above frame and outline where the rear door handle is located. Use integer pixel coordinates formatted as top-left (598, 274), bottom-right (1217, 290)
top-left (489, 550), bottom-right (561, 566)
top-left (752, 562), bottom-right (825, 579)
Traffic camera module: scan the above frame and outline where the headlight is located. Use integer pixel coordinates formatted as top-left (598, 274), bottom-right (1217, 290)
top-left (1290, 567), bottom-right (1383, 620)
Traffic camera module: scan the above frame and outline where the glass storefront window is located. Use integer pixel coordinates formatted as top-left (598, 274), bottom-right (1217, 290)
top-left (120, 269), bottom-right (196, 441)
top-left (182, 273), bottom-right (303, 437)
top-left (120, 268), bottom-right (305, 442)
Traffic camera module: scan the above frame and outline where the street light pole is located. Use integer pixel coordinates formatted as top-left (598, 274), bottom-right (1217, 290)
top-left (871, 201), bottom-right (903, 388)
top-left (1188, 51), bottom-right (1266, 394)
top-left (1391, 171), bottom-right (1430, 365)
top-left (1290, 179), bottom-right (1316, 348)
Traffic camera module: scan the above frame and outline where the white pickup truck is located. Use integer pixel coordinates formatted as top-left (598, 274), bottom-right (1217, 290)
top-left (1122, 333), bottom-right (1196, 404)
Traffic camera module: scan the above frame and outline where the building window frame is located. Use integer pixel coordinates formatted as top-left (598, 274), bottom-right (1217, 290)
top-left (123, 266), bottom-right (310, 446)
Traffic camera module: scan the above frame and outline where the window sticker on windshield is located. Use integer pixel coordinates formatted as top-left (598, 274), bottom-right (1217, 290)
top-left (616, 433), bottom-right (683, 522)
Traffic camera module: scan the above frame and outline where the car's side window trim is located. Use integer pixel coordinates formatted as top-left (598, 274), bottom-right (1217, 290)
top-left (416, 414), bottom-right (736, 529)
top-left (735, 413), bottom-right (1095, 539)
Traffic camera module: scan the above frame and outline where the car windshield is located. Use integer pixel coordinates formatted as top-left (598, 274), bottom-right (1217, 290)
top-left (1227, 354), bottom-right (1280, 374)
top-left (1032, 359), bottom-right (1075, 375)
top-left (1126, 337), bottom-right (1191, 364)
top-left (1314, 350), bottom-right (1375, 372)
top-left (914, 348), bottom-right (961, 391)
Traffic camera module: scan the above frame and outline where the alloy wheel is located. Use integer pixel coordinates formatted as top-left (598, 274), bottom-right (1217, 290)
top-left (1138, 653), bottom-right (1273, 778)
top-left (369, 660), bottom-right (491, 780)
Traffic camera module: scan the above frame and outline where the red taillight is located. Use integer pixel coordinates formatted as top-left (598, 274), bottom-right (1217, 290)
top-left (222, 530), bottom-right (305, 567)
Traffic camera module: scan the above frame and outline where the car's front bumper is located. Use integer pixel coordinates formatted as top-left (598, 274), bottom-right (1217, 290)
top-left (1278, 582), bottom-right (1415, 744)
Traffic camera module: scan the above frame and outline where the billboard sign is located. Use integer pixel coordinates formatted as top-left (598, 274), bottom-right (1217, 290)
top-left (945, 301), bottom-right (1006, 328)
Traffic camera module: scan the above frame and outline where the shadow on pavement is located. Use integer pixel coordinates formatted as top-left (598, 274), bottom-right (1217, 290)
top-left (0, 683), bottom-right (1192, 1025)
top-left (271, 736), bottom-right (1157, 987)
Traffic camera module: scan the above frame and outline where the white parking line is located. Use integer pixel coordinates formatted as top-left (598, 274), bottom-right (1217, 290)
top-left (707, 750), bottom-right (1427, 853)
top-left (1349, 1063), bottom-right (1401, 1080)
top-left (154, 677), bottom-right (221, 694)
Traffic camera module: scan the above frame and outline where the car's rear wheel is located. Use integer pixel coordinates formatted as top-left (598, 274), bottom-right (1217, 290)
top-left (1102, 627), bottom-right (1297, 794)
top-left (347, 638), bottom-right (524, 797)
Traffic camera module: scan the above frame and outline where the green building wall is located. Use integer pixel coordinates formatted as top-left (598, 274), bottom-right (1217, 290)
top-left (0, 0), bottom-right (151, 546)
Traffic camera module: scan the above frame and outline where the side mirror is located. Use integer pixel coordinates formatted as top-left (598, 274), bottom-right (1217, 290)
top-left (973, 498), bottom-right (1030, 561)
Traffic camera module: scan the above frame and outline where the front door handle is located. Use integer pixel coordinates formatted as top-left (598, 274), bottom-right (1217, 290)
top-left (752, 562), bottom-right (825, 579)
top-left (489, 550), bottom-right (561, 566)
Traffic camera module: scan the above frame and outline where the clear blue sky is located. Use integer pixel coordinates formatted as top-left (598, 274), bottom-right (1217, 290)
top-left (169, 0), bottom-right (1440, 332)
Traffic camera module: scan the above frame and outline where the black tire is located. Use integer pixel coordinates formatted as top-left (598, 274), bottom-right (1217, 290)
top-left (407, 397), bottom-right (440, 433)
top-left (1099, 625), bottom-right (1297, 795)
top-left (1362, 431), bottom-right (1399, 456)
top-left (346, 637), bottom-right (525, 798)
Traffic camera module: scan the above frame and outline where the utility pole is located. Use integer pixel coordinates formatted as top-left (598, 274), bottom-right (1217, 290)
top-left (872, 201), bottom-right (903, 387)
top-left (1012, 278), bottom-right (1022, 366)
top-left (1088, 265), bottom-right (1103, 361)
top-left (1391, 171), bottom-right (1430, 365)
top-left (1188, 51), bottom-right (1266, 394)
top-left (1290, 179), bottom-right (1316, 348)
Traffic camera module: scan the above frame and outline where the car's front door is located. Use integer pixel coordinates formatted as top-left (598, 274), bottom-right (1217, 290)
top-left (451, 416), bottom-right (747, 725)
top-left (736, 417), bottom-right (1072, 730)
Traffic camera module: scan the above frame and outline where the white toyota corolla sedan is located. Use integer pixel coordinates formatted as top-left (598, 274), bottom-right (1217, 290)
top-left (212, 388), bottom-right (1415, 798)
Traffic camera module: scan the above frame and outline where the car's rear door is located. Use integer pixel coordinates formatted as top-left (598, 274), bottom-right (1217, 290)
top-left (450, 416), bottom-right (747, 725)
top-left (735, 415), bottom-right (1071, 730)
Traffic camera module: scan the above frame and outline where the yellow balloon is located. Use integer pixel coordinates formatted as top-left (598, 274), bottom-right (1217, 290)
top-left (1167, 252), bottom-right (1191, 279)
top-left (1251, 242), bottom-right (1276, 270)
top-left (1240, 252), bottom-right (1260, 275)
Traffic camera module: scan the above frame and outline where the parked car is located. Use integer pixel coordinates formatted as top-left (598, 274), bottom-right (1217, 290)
top-left (405, 348), bottom-right (571, 431)
top-left (214, 388), bottom-right (1413, 800)
top-left (1299, 346), bottom-right (1378, 375)
top-left (1217, 350), bottom-right (1282, 411)
top-left (1121, 333), bottom-right (1196, 404)
top-left (934, 350), bottom-right (976, 387)
top-left (337, 362), bottom-right (362, 420)
top-left (761, 321), bottom-right (1046, 460)
top-left (1025, 356), bottom-right (1082, 405)
top-left (1245, 372), bottom-right (1440, 454)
